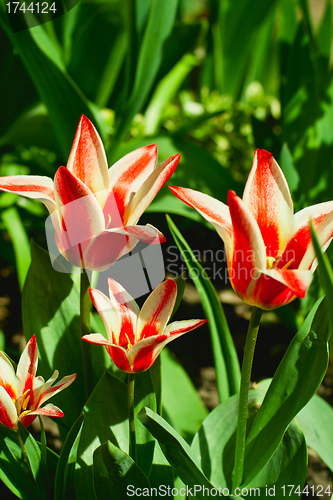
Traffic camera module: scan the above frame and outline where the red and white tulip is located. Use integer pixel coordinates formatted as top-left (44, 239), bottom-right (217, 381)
top-left (170, 149), bottom-right (333, 310)
top-left (82, 278), bottom-right (207, 373)
top-left (0, 116), bottom-right (180, 270)
top-left (0, 336), bottom-right (76, 429)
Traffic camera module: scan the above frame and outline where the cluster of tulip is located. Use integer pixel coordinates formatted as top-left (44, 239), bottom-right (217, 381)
top-left (0, 116), bottom-right (332, 493)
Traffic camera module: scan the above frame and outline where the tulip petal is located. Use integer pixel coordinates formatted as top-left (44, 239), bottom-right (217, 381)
top-left (0, 175), bottom-right (57, 214)
top-left (89, 290), bottom-right (120, 343)
top-left (125, 154), bottom-right (180, 225)
top-left (16, 336), bottom-right (38, 406)
top-left (279, 201), bottom-right (333, 270)
top-left (83, 224), bottom-right (165, 271)
top-left (243, 149), bottom-right (293, 258)
top-left (106, 279), bottom-right (139, 348)
top-left (137, 280), bottom-right (177, 342)
top-left (246, 269), bottom-right (313, 310)
top-left (0, 386), bottom-right (18, 429)
top-left (66, 115), bottom-right (109, 206)
top-left (82, 334), bottom-right (131, 372)
top-left (228, 191), bottom-right (266, 298)
top-left (107, 144), bottom-right (158, 223)
top-left (129, 319), bottom-right (207, 372)
top-left (54, 166), bottom-right (106, 266)
top-left (169, 186), bottom-right (233, 252)
top-left (19, 403), bottom-right (64, 429)
top-left (0, 352), bottom-right (17, 401)
top-left (36, 373), bottom-right (77, 409)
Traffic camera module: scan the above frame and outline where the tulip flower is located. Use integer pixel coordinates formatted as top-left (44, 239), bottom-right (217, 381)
top-left (82, 278), bottom-right (207, 372)
top-left (0, 336), bottom-right (76, 429)
top-left (170, 149), bottom-right (333, 310)
top-left (0, 116), bottom-right (180, 271)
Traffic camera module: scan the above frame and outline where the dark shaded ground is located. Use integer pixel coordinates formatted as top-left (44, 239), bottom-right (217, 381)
top-left (0, 215), bottom-right (332, 497)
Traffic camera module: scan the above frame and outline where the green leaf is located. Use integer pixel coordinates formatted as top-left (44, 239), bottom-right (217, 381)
top-left (166, 215), bottom-right (240, 401)
top-left (191, 391), bottom-right (307, 492)
top-left (0, 4), bottom-right (104, 157)
top-left (311, 222), bottom-right (333, 334)
top-left (1, 207), bottom-right (31, 291)
top-left (279, 143), bottom-right (300, 196)
top-left (115, 0), bottom-right (179, 141)
top-left (218, 0), bottom-right (277, 97)
top-left (242, 297), bottom-right (329, 485)
top-left (93, 441), bottom-right (151, 499)
top-left (0, 426), bottom-right (39, 500)
top-left (160, 348), bottom-right (208, 443)
top-left (74, 371), bottom-right (128, 499)
top-left (138, 407), bottom-right (218, 498)
top-left (54, 414), bottom-right (84, 500)
top-left (296, 393), bottom-right (333, 473)
top-left (144, 52), bottom-right (200, 136)
top-left (171, 272), bottom-right (186, 319)
top-left (17, 422), bottom-right (49, 498)
top-left (134, 371), bottom-right (157, 478)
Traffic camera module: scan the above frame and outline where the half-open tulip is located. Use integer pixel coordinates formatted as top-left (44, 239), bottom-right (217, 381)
top-left (170, 149), bottom-right (333, 310)
top-left (82, 278), bottom-right (207, 372)
top-left (0, 336), bottom-right (76, 429)
top-left (0, 115), bottom-right (180, 270)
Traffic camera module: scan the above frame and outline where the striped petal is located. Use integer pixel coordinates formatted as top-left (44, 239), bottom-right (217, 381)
top-left (82, 334), bottom-right (131, 372)
top-left (0, 386), bottom-right (18, 429)
top-left (36, 373), bottom-right (77, 409)
top-left (105, 279), bottom-right (138, 347)
top-left (107, 144), bottom-right (158, 223)
top-left (66, 115), bottom-right (109, 207)
top-left (228, 191), bottom-right (266, 299)
top-left (0, 175), bottom-right (57, 214)
top-left (125, 154), bottom-right (180, 225)
top-left (0, 352), bottom-right (17, 402)
top-left (83, 224), bottom-right (165, 271)
top-left (279, 201), bottom-right (333, 270)
top-left (137, 280), bottom-right (177, 342)
top-left (243, 149), bottom-right (293, 259)
top-left (129, 319), bottom-right (207, 372)
top-left (89, 290), bottom-right (120, 343)
top-left (247, 269), bottom-right (313, 310)
top-left (54, 166), bottom-right (105, 266)
top-left (16, 336), bottom-right (38, 404)
top-left (19, 403), bottom-right (64, 428)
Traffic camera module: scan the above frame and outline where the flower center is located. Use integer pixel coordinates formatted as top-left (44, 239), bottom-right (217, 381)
top-left (266, 256), bottom-right (276, 269)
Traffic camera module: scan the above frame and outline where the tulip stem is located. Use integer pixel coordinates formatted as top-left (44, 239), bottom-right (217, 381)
top-left (128, 372), bottom-right (137, 462)
top-left (80, 269), bottom-right (93, 398)
top-left (232, 306), bottom-right (262, 490)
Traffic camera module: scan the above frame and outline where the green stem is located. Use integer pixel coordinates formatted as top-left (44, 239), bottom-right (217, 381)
top-left (17, 426), bottom-right (31, 473)
top-left (232, 306), bottom-right (262, 490)
top-left (81, 269), bottom-right (93, 398)
top-left (127, 373), bottom-right (136, 461)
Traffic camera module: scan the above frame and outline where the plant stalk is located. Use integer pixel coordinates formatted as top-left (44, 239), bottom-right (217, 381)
top-left (232, 306), bottom-right (262, 489)
top-left (128, 372), bottom-right (137, 461)
top-left (80, 268), bottom-right (93, 398)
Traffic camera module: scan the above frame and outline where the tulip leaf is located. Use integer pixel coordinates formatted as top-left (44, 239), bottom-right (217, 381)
top-left (74, 370), bottom-right (129, 500)
top-left (138, 407), bottom-right (218, 499)
top-left (1, 207), bottom-right (31, 292)
top-left (166, 215), bottom-right (240, 401)
top-left (171, 272), bottom-right (187, 319)
top-left (17, 422), bottom-right (49, 498)
top-left (0, 426), bottom-right (40, 500)
top-left (242, 296), bottom-right (329, 485)
top-left (191, 391), bottom-right (307, 492)
top-left (311, 222), bottom-right (333, 334)
top-left (93, 441), bottom-right (151, 499)
top-left (160, 348), bottom-right (208, 442)
top-left (134, 370), bottom-right (157, 478)
top-left (149, 441), bottom-right (174, 492)
top-left (296, 393), bottom-right (333, 473)
top-left (0, 3), bottom-right (104, 157)
top-left (22, 241), bottom-right (107, 430)
top-left (115, 0), bottom-right (179, 141)
top-left (54, 414), bottom-right (84, 500)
